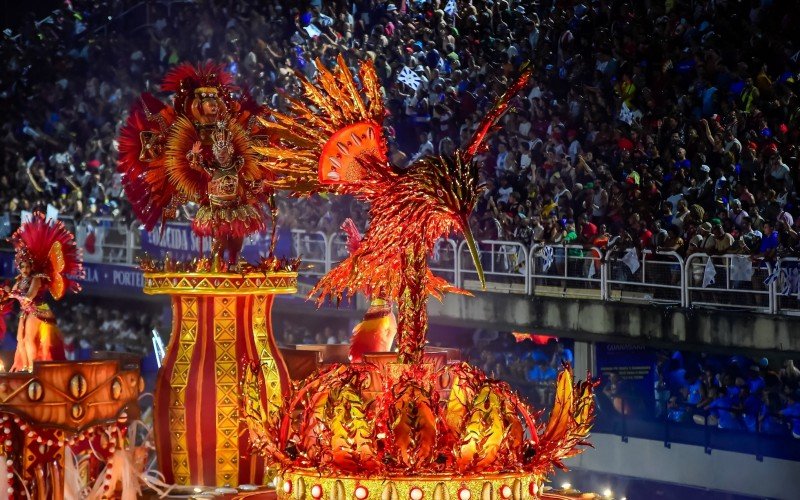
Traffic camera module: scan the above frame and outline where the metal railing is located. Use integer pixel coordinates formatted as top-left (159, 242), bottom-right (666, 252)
top-left (460, 240), bottom-right (529, 294)
top-left (530, 244), bottom-right (603, 300)
top-left (605, 250), bottom-right (685, 306)
top-left (776, 257), bottom-right (800, 316)
top-left (6, 213), bottom-right (800, 316)
top-left (685, 254), bottom-right (773, 313)
top-left (291, 229), bottom-right (328, 277)
top-left (328, 232), bottom-right (351, 267)
top-left (430, 238), bottom-right (459, 285)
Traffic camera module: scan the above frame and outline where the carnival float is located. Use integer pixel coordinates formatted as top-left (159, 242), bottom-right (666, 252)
top-left (240, 56), bottom-right (598, 500)
top-left (0, 55), bottom-right (599, 499)
top-left (0, 214), bottom-right (144, 499)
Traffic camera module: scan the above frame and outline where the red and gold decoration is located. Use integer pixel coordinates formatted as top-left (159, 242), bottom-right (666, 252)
top-left (118, 62), bottom-right (276, 268)
top-left (245, 56), bottom-right (598, 500)
top-left (117, 61), bottom-right (304, 488)
top-left (339, 218), bottom-right (397, 363)
top-left (0, 212), bottom-right (83, 372)
top-left (113, 56), bottom-right (600, 496)
top-left (0, 356), bottom-right (142, 499)
top-left (144, 267), bottom-right (298, 487)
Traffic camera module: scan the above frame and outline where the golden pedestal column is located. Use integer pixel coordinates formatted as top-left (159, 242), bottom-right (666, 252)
top-left (144, 271), bottom-right (296, 487)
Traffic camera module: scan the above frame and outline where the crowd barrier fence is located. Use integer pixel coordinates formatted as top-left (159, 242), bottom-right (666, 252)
top-left (4, 216), bottom-right (800, 316)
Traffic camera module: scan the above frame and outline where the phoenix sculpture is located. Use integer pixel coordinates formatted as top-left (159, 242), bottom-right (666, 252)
top-left (256, 54), bottom-right (530, 363)
top-left (244, 56), bottom-right (597, 489)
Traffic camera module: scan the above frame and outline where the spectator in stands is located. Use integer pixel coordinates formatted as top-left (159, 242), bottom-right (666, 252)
top-left (5, 0), bottom-right (800, 265)
top-left (781, 391), bottom-right (800, 439)
top-left (527, 359), bottom-right (557, 383)
top-left (755, 222), bottom-right (779, 260)
top-left (704, 219), bottom-right (734, 255)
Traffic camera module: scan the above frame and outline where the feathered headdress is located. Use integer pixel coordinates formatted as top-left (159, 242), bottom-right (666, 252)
top-left (117, 93), bottom-right (177, 230)
top-left (161, 62), bottom-right (238, 118)
top-left (12, 213), bottom-right (84, 300)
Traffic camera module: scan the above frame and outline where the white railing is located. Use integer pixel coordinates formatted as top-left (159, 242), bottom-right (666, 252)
top-left (776, 257), bottom-right (800, 316)
top-left (684, 253), bottom-right (773, 313)
top-left (6, 214), bottom-right (800, 316)
top-left (605, 249), bottom-right (685, 306)
top-left (530, 244), bottom-right (603, 300)
top-left (430, 238), bottom-right (459, 285)
top-left (291, 229), bottom-right (328, 277)
top-left (328, 232), bottom-right (350, 267)
top-left (459, 240), bottom-right (529, 294)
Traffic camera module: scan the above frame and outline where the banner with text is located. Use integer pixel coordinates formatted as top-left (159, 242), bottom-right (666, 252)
top-left (139, 223), bottom-right (293, 262)
top-left (595, 342), bottom-right (657, 417)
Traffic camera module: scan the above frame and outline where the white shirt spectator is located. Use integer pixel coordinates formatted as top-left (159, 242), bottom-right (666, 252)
top-left (666, 192), bottom-right (684, 212)
top-left (568, 139), bottom-right (582, 163)
top-left (728, 208), bottom-right (749, 229)
top-left (411, 137), bottom-right (435, 163)
top-left (497, 185), bottom-right (514, 204)
top-left (519, 152), bottom-right (532, 170)
top-left (518, 119), bottom-right (532, 137)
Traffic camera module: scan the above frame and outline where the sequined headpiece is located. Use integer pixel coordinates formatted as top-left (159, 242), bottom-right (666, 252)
top-left (211, 121), bottom-right (234, 163)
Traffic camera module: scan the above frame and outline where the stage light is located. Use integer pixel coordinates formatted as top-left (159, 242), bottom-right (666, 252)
top-left (602, 488), bottom-right (613, 498)
top-left (560, 482), bottom-right (572, 490)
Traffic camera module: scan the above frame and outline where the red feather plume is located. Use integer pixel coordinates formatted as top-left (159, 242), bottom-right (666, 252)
top-left (340, 218), bottom-right (362, 254)
top-left (160, 61), bottom-right (234, 93)
top-left (161, 62), bottom-right (236, 114)
top-left (12, 213), bottom-right (84, 299)
top-left (117, 94), bottom-right (177, 230)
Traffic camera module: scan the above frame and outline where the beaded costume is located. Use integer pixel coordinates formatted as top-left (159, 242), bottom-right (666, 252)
top-left (1, 213), bottom-right (83, 371)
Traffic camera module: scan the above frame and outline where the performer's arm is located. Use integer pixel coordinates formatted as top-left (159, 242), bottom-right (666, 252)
top-left (186, 141), bottom-right (206, 172)
top-left (10, 276), bottom-right (42, 312)
top-left (25, 277), bottom-right (41, 301)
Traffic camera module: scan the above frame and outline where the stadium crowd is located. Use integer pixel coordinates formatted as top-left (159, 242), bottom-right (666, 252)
top-left (466, 330), bottom-right (574, 406)
top-left (600, 350), bottom-right (800, 439)
top-left (0, 297), bottom-right (161, 360)
top-left (2, 0), bottom-right (799, 455)
top-left (1, 0), bottom-right (800, 261)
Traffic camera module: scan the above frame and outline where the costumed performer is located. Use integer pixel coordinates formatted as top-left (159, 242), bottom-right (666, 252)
top-left (0, 213), bottom-right (83, 371)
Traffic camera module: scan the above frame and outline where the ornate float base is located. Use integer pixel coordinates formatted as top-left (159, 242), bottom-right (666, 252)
top-left (144, 271), bottom-right (297, 488)
top-left (277, 470), bottom-right (545, 500)
top-left (0, 354), bottom-right (142, 499)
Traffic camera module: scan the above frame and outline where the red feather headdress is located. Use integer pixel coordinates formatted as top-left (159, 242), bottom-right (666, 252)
top-left (161, 62), bottom-right (237, 117)
top-left (12, 213), bottom-right (84, 300)
top-left (117, 93), bottom-right (177, 230)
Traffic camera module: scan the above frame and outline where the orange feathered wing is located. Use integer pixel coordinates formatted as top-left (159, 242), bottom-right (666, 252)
top-left (163, 116), bottom-right (208, 200)
top-left (253, 54), bottom-right (388, 194)
top-left (48, 241), bottom-right (66, 300)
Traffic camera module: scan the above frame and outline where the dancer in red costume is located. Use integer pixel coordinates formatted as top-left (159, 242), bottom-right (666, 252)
top-left (118, 63), bottom-right (275, 269)
top-left (0, 213), bottom-right (83, 371)
top-left (339, 218), bottom-right (397, 362)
